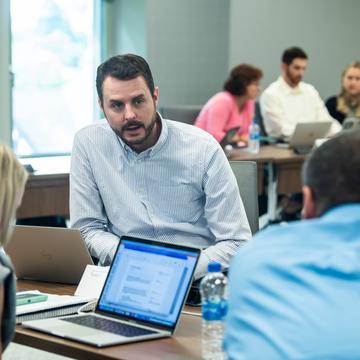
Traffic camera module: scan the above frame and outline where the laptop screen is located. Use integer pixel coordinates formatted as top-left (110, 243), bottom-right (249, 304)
top-left (97, 237), bottom-right (199, 328)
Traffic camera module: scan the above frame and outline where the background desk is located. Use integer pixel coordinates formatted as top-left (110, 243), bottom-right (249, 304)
top-left (229, 145), bottom-right (307, 220)
top-left (17, 173), bottom-right (69, 219)
top-left (17, 156), bottom-right (70, 219)
top-left (17, 147), bottom-right (306, 222)
top-left (16, 280), bottom-right (202, 360)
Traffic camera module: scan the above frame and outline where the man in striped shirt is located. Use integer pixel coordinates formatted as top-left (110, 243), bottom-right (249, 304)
top-left (70, 54), bottom-right (251, 279)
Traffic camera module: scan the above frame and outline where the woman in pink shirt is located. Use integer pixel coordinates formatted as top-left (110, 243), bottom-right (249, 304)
top-left (195, 64), bottom-right (262, 145)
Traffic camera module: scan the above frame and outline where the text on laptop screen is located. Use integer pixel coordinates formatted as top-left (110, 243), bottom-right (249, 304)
top-left (97, 239), bottom-right (198, 327)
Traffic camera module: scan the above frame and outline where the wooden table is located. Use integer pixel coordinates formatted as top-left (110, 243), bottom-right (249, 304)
top-left (229, 145), bottom-right (307, 220)
top-left (15, 280), bottom-right (202, 360)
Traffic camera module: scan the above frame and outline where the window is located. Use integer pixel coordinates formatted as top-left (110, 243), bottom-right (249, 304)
top-left (10, 0), bottom-right (101, 156)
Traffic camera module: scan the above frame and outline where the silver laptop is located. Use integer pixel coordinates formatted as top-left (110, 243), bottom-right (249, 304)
top-left (289, 121), bottom-right (332, 154)
top-left (6, 225), bottom-right (93, 284)
top-left (23, 236), bottom-right (200, 347)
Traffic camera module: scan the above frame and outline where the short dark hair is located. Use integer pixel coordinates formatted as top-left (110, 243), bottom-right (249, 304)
top-left (282, 47), bottom-right (308, 65)
top-left (223, 64), bottom-right (263, 96)
top-left (96, 54), bottom-right (155, 104)
top-left (302, 130), bottom-right (360, 216)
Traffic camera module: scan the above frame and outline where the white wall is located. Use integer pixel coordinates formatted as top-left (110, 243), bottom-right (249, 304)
top-left (110, 0), bottom-right (230, 106)
top-left (229, 0), bottom-right (360, 100)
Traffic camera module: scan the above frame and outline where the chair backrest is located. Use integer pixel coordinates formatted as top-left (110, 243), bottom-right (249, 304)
top-left (255, 101), bottom-right (267, 137)
top-left (160, 105), bottom-right (203, 125)
top-left (229, 161), bottom-right (259, 234)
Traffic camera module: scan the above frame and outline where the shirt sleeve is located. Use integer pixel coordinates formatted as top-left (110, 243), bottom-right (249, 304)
top-left (203, 98), bottom-right (233, 142)
top-left (195, 142), bottom-right (251, 279)
top-left (312, 88), bottom-right (342, 136)
top-left (70, 132), bottom-right (119, 265)
top-left (260, 91), bottom-right (285, 138)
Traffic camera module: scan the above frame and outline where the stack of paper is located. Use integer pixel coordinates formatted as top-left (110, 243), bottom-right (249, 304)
top-left (16, 265), bottom-right (109, 324)
top-left (16, 291), bottom-right (93, 324)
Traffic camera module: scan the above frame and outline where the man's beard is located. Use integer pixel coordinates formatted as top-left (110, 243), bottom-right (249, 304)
top-left (114, 110), bottom-right (158, 147)
top-left (286, 70), bottom-right (302, 86)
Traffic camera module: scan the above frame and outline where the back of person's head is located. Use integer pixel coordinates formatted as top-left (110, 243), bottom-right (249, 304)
top-left (223, 64), bottom-right (263, 96)
top-left (282, 47), bottom-right (308, 65)
top-left (303, 130), bottom-right (360, 216)
top-left (96, 54), bottom-right (155, 104)
top-left (0, 144), bottom-right (28, 247)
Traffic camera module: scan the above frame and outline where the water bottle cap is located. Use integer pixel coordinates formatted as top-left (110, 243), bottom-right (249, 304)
top-left (208, 262), bottom-right (221, 272)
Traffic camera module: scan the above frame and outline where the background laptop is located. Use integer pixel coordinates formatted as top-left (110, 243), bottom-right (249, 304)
top-left (23, 236), bottom-right (200, 347)
top-left (289, 121), bottom-right (332, 154)
top-left (6, 225), bottom-right (93, 284)
top-left (220, 126), bottom-right (240, 148)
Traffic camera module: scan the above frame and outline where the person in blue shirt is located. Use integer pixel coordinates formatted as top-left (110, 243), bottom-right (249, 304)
top-left (224, 129), bottom-right (360, 359)
top-left (70, 54), bottom-right (251, 280)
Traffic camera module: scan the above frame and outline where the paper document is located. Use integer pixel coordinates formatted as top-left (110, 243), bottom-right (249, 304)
top-left (75, 265), bottom-right (109, 299)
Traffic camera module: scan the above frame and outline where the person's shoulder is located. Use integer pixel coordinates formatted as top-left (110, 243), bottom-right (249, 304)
top-left (203, 91), bottom-right (235, 109)
top-left (165, 120), bottom-right (222, 158)
top-left (300, 81), bottom-right (320, 95)
top-left (261, 78), bottom-right (282, 97)
top-left (76, 119), bottom-right (109, 136)
top-left (74, 120), bottom-right (111, 144)
top-left (325, 95), bottom-right (337, 106)
top-left (167, 119), bottom-right (217, 143)
top-left (232, 220), bottom-right (316, 267)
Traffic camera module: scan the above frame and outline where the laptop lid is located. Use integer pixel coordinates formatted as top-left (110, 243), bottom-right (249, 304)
top-left (94, 236), bottom-right (200, 333)
top-left (5, 225), bottom-right (93, 284)
top-left (289, 121), bottom-right (331, 149)
top-left (220, 127), bottom-right (240, 148)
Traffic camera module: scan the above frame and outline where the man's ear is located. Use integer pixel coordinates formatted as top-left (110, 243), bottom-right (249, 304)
top-left (302, 185), bottom-right (316, 219)
top-left (153, 87), bottom-right (159, 106)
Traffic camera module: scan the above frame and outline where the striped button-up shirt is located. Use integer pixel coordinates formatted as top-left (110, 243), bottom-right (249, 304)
top-left (70, 114), bottom-right (251, 279)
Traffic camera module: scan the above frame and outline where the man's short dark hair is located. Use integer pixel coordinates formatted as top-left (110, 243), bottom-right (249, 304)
top-left (282, 47), bottom-right (308, 65)
top-left (303, 130), bottom-right (360, 216)
top-left (223, 64), bottom-right (263, 96)
top-left (96, 54), bottom-right (155, 104)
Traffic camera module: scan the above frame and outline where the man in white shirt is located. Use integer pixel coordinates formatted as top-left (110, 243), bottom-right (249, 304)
top-left (260, 46), bottom-right (341, 139)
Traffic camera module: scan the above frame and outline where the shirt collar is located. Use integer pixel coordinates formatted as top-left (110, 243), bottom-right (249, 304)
top-left (278, 76), bottom-right (303, 95)
top-left (115, 112), bottom-right (168, 157)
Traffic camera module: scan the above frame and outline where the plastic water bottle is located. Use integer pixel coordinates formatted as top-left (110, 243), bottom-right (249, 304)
top-left (248, 118), bottom-right (260, 154)
top-left (200, 262), bottom-right (228, 360)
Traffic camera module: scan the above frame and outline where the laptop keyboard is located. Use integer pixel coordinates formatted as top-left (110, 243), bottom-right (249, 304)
top-left (63, 315), bottom-right (157, 337)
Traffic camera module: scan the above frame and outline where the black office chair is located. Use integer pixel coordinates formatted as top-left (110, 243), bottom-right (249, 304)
top-left (255, 101), bottom-right (268, 138)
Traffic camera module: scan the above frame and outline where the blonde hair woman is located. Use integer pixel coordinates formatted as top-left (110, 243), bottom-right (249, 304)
top-left (0, 144), bottom-right (28, 353)
top-left (326, 61), bottom-right (360, 124)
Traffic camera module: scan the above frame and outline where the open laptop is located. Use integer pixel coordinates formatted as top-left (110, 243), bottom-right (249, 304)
top-left (220, 127), bottom-right (240, 148)
top-left (288, 121), bottom-right (332, 154)
top-left (23, 236), bottom-right (200, 347)
top-left (5, 225), bottom-right (93, 284)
